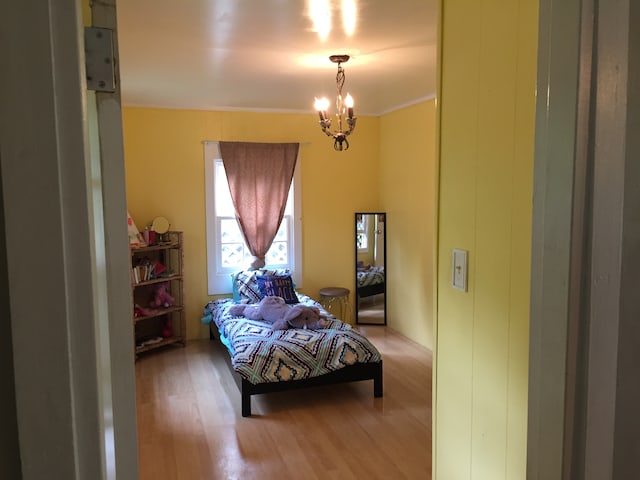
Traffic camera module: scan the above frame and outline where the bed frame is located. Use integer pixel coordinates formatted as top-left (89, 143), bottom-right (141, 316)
top-left (357, 281), bottom-right (385, 299)
top-left (210, 324), bottom-right (383, 417)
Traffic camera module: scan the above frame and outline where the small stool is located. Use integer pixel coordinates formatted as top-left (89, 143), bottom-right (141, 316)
top-left (319, 287), bottom-right (351, 323)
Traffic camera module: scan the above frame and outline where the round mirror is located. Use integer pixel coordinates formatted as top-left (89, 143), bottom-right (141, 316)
top-left (151, 216), bottom-right (170, 234)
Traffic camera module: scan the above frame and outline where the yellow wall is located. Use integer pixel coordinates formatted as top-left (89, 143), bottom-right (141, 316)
top-left (82, 2), bottom-right (91, 26)
top-left (434, 0), bottom-right (537, 478)
top-left (122, 108), bottom-right (380, 339)
top-left (380, 100), bottom-right (437, 349)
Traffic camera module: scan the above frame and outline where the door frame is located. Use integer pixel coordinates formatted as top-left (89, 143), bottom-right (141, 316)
top-left (528, 0), bottom-right (640, 478)
top-left (1, 0), bottom-right (138, 478)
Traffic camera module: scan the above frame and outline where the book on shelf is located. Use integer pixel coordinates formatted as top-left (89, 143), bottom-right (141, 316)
top-left (131, 261), bottom-right (159, 284)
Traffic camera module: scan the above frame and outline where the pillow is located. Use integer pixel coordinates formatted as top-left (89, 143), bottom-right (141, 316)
top-left (230, 271), bottom-right (243, 303)
top-left (233, 270), bottom-right (262, 304)
top-left (256, 274), bottom-right (299, 304)
top-left (232, 269), bottom-right (292, 304)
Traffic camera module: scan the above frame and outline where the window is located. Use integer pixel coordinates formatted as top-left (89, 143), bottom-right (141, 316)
top-left (204, 142), bottom-right (302, 294)
top-left (356, 214), bottom-right (369, 253)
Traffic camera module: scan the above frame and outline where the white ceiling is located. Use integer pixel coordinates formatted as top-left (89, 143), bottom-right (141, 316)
top-left (116, 0), bottom-right (438, 116)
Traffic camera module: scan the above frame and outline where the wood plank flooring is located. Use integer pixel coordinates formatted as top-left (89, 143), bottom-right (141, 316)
top-left (357, 294), bottom-right (386, 324)
top-left (135, 326), bottom-right (432, 479)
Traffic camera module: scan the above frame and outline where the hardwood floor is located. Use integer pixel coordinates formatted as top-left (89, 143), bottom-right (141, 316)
top-left (356, 294), bottom-right (386, 324)
top-left (135, 326), bottom-right (432, 479)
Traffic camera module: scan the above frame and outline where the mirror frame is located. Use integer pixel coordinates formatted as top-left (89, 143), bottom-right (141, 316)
top-left (354, 212), bottom-right (387, 325)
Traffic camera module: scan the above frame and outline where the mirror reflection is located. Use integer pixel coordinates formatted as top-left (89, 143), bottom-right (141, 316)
top-left (355, 213), bottom-right (386, 325)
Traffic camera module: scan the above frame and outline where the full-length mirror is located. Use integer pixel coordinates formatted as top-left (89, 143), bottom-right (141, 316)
top-left (355, 213), bottom-right (386, 325)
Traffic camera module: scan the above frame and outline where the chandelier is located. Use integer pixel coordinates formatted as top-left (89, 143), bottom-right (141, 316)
top-left (314, 55), bottom-right (357, 151)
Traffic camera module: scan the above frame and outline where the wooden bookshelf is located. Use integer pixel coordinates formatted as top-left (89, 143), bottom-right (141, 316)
top-left (131, 231), bottom-right (185, 357)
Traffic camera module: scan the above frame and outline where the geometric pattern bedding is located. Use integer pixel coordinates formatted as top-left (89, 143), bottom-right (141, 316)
top-left (357, 267), bottom-right (385, 287)
top-left (201, 295), bottom-right (381, 385)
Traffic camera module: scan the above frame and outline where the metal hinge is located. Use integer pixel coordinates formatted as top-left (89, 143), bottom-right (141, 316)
top-left (84, 27), bottom-right (116, 92)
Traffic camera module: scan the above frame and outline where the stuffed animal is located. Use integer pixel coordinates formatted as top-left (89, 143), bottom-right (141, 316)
top-left (150, 282), bottom-right (174, 308)
top-left (229, 296), bottom-right (326, 331)
top-left (272, 304), bottom-right (326, 331)
top-left (161, 318), bottom-right (173, 338)
top-left (134, 304), bottom-right (153, 318)
top-left (228, 296), bottom-right (289, 321)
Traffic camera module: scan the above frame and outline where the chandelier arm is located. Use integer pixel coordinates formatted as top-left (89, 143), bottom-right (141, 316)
top-left (346, 117), bottom-right (357, 134)
top-left (318, 119), bottom-right (333, 137)
top-left (333, 135), bottom-right (349, 151)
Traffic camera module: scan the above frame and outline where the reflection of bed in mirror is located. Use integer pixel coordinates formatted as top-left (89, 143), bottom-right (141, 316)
top-left (357, 265), bottom-right (385, 297)
top-left (355, 212), bottom-right (386, 325)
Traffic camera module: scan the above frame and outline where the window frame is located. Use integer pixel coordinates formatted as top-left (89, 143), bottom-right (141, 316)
top-left (356, 214), bottom-right (370, 253)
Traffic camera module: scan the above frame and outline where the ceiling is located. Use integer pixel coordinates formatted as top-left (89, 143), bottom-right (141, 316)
top-left (116, 0), bottom-right (438, 116)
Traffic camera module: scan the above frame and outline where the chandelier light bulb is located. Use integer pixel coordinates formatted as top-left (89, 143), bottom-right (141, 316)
top-left (345, 93), bottom-right (354, 118)
top-left (345, 93), bottom-right (354, 108)
top-left (314, 97), bottom-right (330, 112)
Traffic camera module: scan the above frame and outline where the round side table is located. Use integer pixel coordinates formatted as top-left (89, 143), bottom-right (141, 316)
top-left (318, 287), bottom-right (351, 323)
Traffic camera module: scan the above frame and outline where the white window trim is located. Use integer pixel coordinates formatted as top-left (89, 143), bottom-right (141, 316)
top-left (204, 141), bottom-right (302, 295)
top-left (356, 214), bottom-right (370, 253)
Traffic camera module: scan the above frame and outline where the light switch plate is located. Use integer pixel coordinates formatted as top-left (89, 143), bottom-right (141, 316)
top-left (452, 249), bottom-right (468, 291)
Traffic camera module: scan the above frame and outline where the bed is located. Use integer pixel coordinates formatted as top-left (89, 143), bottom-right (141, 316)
top-left (201, 270), bottom-right (383, 416)
top-left (356, 266), bottom-right (385, 298)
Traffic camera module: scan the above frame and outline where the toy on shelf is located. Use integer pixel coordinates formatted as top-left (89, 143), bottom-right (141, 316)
top-left (127, 211), bottom-right (146, 248)
top-left (134, 304), bottom-right (153, 318)
top-left (162, 319), bottom-right (173, 338)
top-left (150, 283), bottom-right (174, 308)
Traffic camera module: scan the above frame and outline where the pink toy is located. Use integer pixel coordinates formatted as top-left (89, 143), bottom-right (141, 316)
top-left (150, 282), bottom-right (174, 308)
top-left (134, 304), bottom-right (153, 318)
top-left (161, 318), bottom-right (173, 338)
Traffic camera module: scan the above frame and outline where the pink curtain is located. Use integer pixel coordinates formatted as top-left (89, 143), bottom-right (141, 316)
top-left (220, 141), bottom-right (299, 269)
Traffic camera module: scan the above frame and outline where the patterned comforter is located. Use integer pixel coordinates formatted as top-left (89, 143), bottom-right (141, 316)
top-left (201, 295), bottom-right (381, 385)
top-left (357, 267), bottom-right (385, 287)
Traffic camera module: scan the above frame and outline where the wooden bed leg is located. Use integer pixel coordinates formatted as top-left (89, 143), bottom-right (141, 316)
top-left (374, 362), bottom-right (383, 397)
top-left (241, 381), bottom-right (252, 417)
